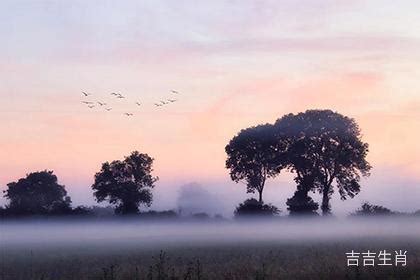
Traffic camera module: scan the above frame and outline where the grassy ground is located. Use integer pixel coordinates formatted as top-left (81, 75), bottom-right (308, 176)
top-left (1, 237), bottom-right (419, 280)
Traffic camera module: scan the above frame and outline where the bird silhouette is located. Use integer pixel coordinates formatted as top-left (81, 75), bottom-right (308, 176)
top-left (82, 91), bottom-right (92, 97)
top-left (168, 99), bottom-right (177, 103)
top-left (97, 102), bottom-right (107, 106)
top-left (171, 90), bottom-right (179, 94)
top-left (111, 92), bottom-right (125, 98)
top-left (154, 103), bottom-right (162, 107)
top-left (88, 105), bottom-right (95, 108)
top-left (82, 101), bottom-right (94, 104)
top-left (135, 102), bottom-right (141, 106)
top-left (160, 100), bottom-right (168, 105)
top-left (124, 113), bottom-right (133, 116)
top-left (105, 108), bottom-right (112, 111)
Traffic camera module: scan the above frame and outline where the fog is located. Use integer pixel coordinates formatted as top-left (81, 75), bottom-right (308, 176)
top-left (176, 182), bottom-right (225, 216)
top-left (59, 170), bottom-right (420, 218)
top-left (1, 218), bottom-right (419, 251)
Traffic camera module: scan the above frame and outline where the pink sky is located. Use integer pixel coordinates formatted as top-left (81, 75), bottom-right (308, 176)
top-left (1, 1), bottom-right (419, 214)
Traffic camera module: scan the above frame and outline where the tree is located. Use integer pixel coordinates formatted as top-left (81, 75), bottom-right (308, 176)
top-left (274, 110), bottom-right (371, 215)
top-left (225, 124), bottom-right (284, 203)
top-left (234, 198), bottom-right (280, 218)
top-left (92, 151), bottom-right (158, 215)
top-left (3, 170), bottom-right (72, 215)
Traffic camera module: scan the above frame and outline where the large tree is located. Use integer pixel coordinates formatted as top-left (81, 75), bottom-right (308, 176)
top-left (92, 151), bottom-right (158, 214)
top-left (3, 170), bottom-right (72, 215)
top-left (225, 124), bottom-right (284, 203)
top-left (274, 110), bottom-right (371, 215)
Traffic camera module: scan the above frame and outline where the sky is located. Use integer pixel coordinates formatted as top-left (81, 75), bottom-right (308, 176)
top-left (1, 0), bottom-right (419, 215)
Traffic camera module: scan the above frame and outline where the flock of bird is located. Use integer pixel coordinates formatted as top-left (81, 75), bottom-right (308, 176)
top-left (80, 90), bottom-right (180, 117)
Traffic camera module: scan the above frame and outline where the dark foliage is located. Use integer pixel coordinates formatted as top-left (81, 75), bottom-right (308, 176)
top-left (91, 151), bottom-right (158, 215)
top-left (352, 202), bottom-right (393, 216)
top-left (225, 110), bottom-right (370, 216)
top-left (274, 110), bottom-right (371, 215)
top-left (234, 198), bottom-right (280, 218)
top-left (225, 124), bottom-right (284, 203)
top-left (286, 190), bottom-right (319, 215)
top-left (3, 170), bottom-right (72, 216)
top-left (0, 205), bottom-right (5, 218)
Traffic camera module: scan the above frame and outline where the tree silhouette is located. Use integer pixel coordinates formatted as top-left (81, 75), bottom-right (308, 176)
top-left (92, 151), bottom-right (158, 214)
top-left (286, 189), bottom-right (319, 215)
top-left (225, 124), bottom-right (284, 203)
top-left (352, 202), bottom-right (393, 216)
top-left (274, 110), bottom-right (371, 215)
top-left (3, 170), bottom-right (72, 215)
top-left (234, 198), bottom-right (280, 218)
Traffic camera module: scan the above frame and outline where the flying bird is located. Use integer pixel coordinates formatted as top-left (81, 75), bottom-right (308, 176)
top-left (82, 91), bottom-right (92, 97)
top-left (88, 105), bottom-right (95, 109)
top-left (171, 90), bottom-right (179, 94)
top-left (97, 102), bottom-right (107, 106)
top-left (81, 101), bottom-right (94, 104)
top-left (111, 92), bottom-right (125, 98)
top-left (154, 103), bottom-right (162, 107)
top-left (168, 99), bottom-right (177, 103)
top-left (105, 108), bottom-right (112, 111)
top-left (135, 102), bottom-right (141, 106)
top-left (124, 113), bottom-right (133, 116)
top-left (160, 100), bottom-right (168, 105)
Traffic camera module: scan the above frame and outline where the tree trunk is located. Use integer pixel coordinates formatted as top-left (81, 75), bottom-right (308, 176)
top-left (321, 187), bottom-right (331, 215)
top-left (258, 190), bottom-right (263, 204)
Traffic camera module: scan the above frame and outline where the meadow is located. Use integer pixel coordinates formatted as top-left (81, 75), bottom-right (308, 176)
top-left (1, 218), bottom-right (419, 280)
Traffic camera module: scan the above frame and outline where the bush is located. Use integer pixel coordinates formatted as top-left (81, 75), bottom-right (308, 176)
top-left (286, 190), bottom-right (318, 216)
top-left (352, 202), bottom-right (393, 216)
top-left (234, 198), bottom-right (280, 218)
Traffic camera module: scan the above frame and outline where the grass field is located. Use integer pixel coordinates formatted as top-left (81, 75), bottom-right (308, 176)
top-left (1, 219), bottom-right (419, 280)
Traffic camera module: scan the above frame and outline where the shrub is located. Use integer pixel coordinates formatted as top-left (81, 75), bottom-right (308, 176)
top-left (352, 202), bottom-right (393, 216)
top-left (286, 190), bottom-right (319, 216)
top-left (234, 198), bottom-right (280, 218)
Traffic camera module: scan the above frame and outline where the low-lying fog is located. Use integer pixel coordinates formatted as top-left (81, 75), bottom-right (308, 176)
top-left (1, 218), bottom-right (419, 250)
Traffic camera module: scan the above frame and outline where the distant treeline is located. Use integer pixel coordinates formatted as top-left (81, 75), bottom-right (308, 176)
top-left (1, 109), bottom-right (419, 219)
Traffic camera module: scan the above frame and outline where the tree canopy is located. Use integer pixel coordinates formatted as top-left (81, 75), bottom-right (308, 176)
top-left (352, 202), bottom-right (393, 216)
top-left (274, 110), bottom-right (371, 215)
top-left (225, 124), bottom-right (284, 203)
top-left (3, 170), bottom-right (72, 215)
top-left (92, 151), bottom-right (158, 215)
top-left (225, 109), bottom-right (371, 215)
